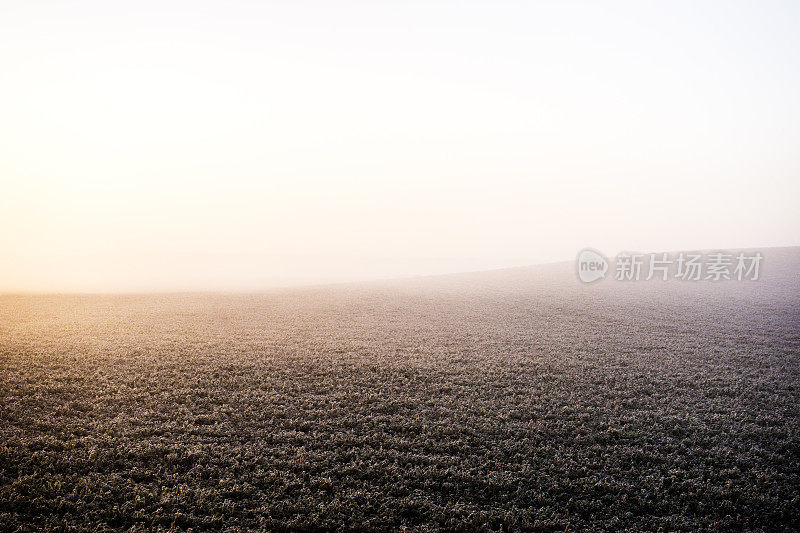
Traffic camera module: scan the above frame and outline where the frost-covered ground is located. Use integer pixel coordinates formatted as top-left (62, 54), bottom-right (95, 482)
top-left (1, 248), bottom-right (799, 531)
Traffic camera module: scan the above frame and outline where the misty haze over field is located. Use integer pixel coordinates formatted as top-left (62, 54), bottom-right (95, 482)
top-left (2, 1), bottom-right (799, 530)
top-left (2, 1), bottom-right (800, 292)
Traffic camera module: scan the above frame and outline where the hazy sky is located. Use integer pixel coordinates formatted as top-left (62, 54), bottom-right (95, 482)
top-left (2, 1), bottom-right (799, 291)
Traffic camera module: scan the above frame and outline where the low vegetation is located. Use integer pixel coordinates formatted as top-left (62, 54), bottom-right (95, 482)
top-left (1, 251), bottom-right (799, 531)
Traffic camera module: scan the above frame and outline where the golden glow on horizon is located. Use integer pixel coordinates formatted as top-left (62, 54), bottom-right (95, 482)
top-left (1, 1), bottom-right (799, 291)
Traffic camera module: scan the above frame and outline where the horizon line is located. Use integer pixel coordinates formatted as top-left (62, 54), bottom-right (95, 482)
top-left (1, 244), bottom-right (797, 297)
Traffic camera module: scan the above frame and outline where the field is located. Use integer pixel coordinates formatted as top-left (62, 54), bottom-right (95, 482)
top-left (1, 249), bottom-right (799, 531)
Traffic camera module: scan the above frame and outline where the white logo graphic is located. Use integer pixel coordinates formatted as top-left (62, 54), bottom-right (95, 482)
top-left (576, 248), bottom-right (763, 283)
top-left (577, 249), bottom-right (608, 283)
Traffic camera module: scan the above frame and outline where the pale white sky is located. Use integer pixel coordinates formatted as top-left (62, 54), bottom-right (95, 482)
top-left (1, 1), bottom-right (799, 291)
